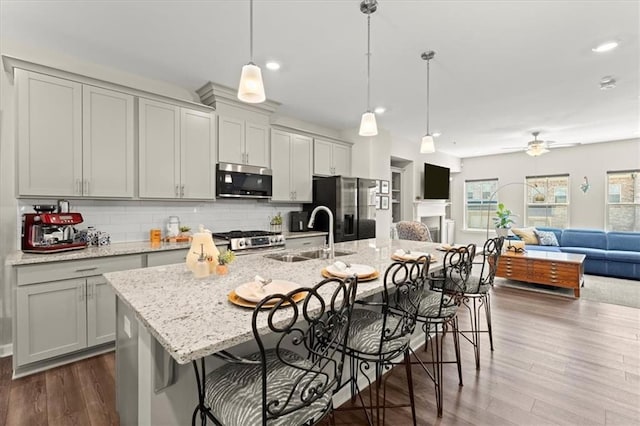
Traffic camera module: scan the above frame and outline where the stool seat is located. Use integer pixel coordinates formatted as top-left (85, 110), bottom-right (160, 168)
top-left (347, 309), bottom-right (411, 356)
top-left (205, 349), bottom-right (331, 426)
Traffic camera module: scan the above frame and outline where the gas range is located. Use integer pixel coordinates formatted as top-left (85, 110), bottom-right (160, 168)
top-left (212, 230), bottom-right (285, 253)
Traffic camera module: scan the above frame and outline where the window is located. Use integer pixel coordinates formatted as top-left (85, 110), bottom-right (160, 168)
top-left (607, 170), bottom-right (640, 231)
top-left (465, 179), bottom-right (498, 230)
top-left (525, 175), bottom-right (569, 228)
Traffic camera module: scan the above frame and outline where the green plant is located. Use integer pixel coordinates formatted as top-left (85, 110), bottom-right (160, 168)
top-left (179, 226), bottom-right (191, 233)
top-left (270, 212), bottom-right (282, 226)
top-left (493, 203), bottom-right (515, 229)
top-left (218, 250), bottom-right (236, 265)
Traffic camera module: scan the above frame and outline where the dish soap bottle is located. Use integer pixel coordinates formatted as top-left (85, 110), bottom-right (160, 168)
top-left (186, 225), bottom-right (219, 272)
top-left (193, 244), bottom-right (210, 279)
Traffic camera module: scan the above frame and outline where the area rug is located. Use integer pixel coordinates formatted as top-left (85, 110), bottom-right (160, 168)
top-left (494, 274), bottom-right (640, 309)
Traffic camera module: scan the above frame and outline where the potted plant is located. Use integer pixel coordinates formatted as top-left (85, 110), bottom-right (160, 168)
top-left (270, 212), bottom-right (283, 233)
top-left (493, 203), bottom-right (515, 237)
top-left (216, 250), bottom-right (236, 275)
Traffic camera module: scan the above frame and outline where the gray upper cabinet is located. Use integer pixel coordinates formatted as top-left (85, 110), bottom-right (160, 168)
top-left (82, 85), bottom-right (135, 197)
top-left (139, 98), bottom-right (216, 199)
top-left (313, 138), bottom-right (352, 177)
top-left (218, 116), bottom-right (269, 168)
top-left (271, 129), bottom-right (312, 202)
top-left (17, 70), bottom-right (134, 198)
top-left (17, 70), bottom-right (83, 197)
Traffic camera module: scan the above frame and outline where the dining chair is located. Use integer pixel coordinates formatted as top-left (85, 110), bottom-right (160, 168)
top-left (337, 257), bottom-right (430, 425)
top-left (457, 236), bottom-right (504, 369)
top-left (411, 245), bottom-right (475, 417)
top-left (190, 275), bottom-right (358, 426)
top-left (395, 221), bottom-right (433, 242)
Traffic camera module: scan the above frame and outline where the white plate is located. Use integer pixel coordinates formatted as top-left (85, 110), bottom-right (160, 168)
top-left (235, 280), bottom-right (300, 303)
top-left (325, 263), bottom-right (376, 278)
top-left (393, 250), bottom-right (431, 261)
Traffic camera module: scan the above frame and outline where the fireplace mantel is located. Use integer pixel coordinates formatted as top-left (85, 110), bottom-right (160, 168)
top-left (413, 200), bottom-right (447, 242)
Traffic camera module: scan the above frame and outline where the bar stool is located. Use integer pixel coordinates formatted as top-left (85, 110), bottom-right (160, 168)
top-left (337, 257), bottom-right (430, 425)
top-left (190, 275), bottom-right (358, 426)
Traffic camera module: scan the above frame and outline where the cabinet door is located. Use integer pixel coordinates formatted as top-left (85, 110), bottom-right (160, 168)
top-left (16, 279), bottom-right (87, 366)
top-left (245, 122), bottom-right (270, 167)
top-left (218, 116), bottom-right (245, 165)
top-left (17, 70), bottom-right (82, 197)
top-left (291, 135), bottom-right (313, 202)
top-left (180, 108), bottom-right (216, 199)
top-left (332, 143), bottom-right (351, 176)
top-left (82, 85), bottom-right (134, 197)
top-left (139, 99), bottom-right (180, 198)
top-left (313, 139), bottom-right (333, 176)
top-left (86, 276), bottom-right (116, 346)
top-left (270, 129), bottom-right (292, 202)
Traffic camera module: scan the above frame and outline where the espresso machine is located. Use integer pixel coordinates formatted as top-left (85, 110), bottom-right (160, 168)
top-left (21, 205), bottom-right (87, 253)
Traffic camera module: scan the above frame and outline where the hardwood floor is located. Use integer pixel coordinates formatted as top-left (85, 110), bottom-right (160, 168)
top-left (1, 285), bottom-right (639, 425)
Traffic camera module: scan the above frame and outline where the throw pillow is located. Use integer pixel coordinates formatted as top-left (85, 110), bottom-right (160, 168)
top-left (512, 227), bottom-right (539, 245)
top-left (535, 229), bottom-right (559, 246)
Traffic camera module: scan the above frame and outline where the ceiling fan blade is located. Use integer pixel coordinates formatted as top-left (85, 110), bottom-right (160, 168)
top-left (501, 146), bottom-right (525, 151)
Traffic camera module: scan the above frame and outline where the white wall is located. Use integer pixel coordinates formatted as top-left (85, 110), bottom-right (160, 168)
top-left (452, 138), bottom-right (640, 247)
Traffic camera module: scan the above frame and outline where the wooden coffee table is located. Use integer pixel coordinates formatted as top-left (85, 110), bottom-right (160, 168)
top-left (495, 250), bottom-right (586, 297)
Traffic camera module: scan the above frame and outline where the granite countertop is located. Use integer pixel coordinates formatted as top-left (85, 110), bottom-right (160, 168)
top-left (283, 230), bottom-right (328, 239)
top-left (104, 238), bottom-right (443, 364)
top-left (6, 239), bottom-right (229, 266)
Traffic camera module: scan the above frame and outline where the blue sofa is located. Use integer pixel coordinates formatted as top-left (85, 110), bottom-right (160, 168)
top-left (510, 227), bottom-right (640, 280)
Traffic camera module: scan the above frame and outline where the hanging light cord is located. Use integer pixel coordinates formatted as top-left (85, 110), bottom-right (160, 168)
top-left (366, 11), bottom-right (371, 111)
top-left (249, 0), bottom-right (254, 64)
top-left (426, 58), bottom-right (430, 135)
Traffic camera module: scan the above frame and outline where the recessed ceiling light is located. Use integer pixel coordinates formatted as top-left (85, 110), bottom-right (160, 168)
top-left (433, 132), bottom-right (441, 137)
top-left (374, 106), bottom-right (386, 114)
top-left (600, 76), bottom-right (617, 90)
top-left (265, 61), bottom-right (281, 71)
top-left (592, 41), bottom-right (619, 53)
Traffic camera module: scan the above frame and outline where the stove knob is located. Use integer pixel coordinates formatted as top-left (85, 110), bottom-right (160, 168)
top-left (244, 239), bottom-right (251, 247)
top-left (278, 236), bottom-right (284, 242)
top-left (238, 240), bottom-right (245, 247)
top-left (270, 236), bottom-right (276, 243)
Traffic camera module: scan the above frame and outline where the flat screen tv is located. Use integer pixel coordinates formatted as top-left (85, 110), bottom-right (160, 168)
top-left (423, 163), bottom-right (450, 200)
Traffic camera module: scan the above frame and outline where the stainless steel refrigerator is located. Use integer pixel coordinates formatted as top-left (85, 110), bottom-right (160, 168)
top-left (306, 176), bottom-right (377, 242)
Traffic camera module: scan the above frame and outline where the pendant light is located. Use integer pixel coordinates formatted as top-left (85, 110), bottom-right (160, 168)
top-left (237, 0), bottom-right (265, 103)
top-left (358, 0), bottom-right (378, 137)
top-left (420, 51), bottom-right (436, 153)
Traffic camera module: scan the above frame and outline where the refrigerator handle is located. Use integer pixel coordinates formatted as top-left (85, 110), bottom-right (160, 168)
top-left (344, 214), bottom-right (355, 236)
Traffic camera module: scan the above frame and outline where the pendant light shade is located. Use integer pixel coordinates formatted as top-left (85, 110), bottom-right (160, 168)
top-left (238, 63), bottom-right (265, 103)
top-left (237, 0), bottom-right (265, 104)
top-left (419, 51), bottom-right (436, 153)
top-left (358, 0), bottom-right (378, 137)
top-left (420, 134), bottom-right (435, 154)
top-left (359, 111), bottom-right (378, 136)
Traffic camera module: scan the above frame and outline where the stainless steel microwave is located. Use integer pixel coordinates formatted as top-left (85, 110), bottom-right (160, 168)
top-left (216, 162), bottom-right (272, 199)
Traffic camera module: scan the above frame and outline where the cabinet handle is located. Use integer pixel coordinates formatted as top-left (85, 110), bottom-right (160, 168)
top-left (75, 179), bottom-right (81, 195)
top-left (79, 285), bottom-right (84, 301)
top-left (294, 191), bottom-right (297, 200)
top-left (86, 284), bottom-right (92, 300)
top-left (245, 152), bottom-right (249, 164)
top-left (75, 267), bottom-right (98, 272)
top-left (84, 179), bottom-right (90, 195)
top-left (175, 185), bottom-right (179, 197)
top-left (180, 185), bottom-right (185, 197)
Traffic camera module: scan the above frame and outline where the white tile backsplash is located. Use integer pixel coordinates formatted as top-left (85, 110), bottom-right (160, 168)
top-left (18, 199), bottom-right (302, 243)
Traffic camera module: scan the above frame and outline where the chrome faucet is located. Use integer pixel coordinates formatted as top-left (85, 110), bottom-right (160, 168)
top-left (308, 206), bottom-right (334, 259)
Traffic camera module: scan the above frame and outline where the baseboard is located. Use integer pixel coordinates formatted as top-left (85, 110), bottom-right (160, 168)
top-left (0, 343), bottom-right (12, 358)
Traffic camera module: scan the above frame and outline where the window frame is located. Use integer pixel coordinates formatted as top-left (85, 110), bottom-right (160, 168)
top-left (606, 170), bottom-right (640, 231)
top-left (524, 174), bottom-right (570, 228)
top-left (464, 178), bottom-right (499, 231)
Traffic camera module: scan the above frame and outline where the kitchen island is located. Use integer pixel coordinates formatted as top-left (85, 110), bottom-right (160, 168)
top-left (104, 238), bottom-right (443, 425)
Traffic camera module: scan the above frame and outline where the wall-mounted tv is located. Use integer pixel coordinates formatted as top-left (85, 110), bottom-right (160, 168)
top-left (424, 163), bottom-right (450, 200)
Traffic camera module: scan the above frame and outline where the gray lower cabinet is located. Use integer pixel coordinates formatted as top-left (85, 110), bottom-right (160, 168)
top-left (87, 277), bottom-right (116, 346)
top-left (16, 278), bottom-right (87, 365)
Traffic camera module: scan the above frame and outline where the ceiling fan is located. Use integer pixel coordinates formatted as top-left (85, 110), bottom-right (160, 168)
top-left (503, 132), bottom-right (579, 156)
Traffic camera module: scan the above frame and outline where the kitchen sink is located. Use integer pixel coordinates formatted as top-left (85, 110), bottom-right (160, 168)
top-left (297, 249), bottom-right (355, 259)
top-left (264, 249), bottom-right (355, 262)
top-left (263, 253), bottom-right (312, 263)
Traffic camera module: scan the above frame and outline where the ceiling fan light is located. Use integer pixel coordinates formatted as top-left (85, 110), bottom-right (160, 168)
top-left (420, 134), bottom-right (435, 153)
top-left (237, 63), bottom-right (266, 103)
top-left (526, 145), bottom-right (549, 156)
top-left (359, 111), bottom-right (378, 136)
